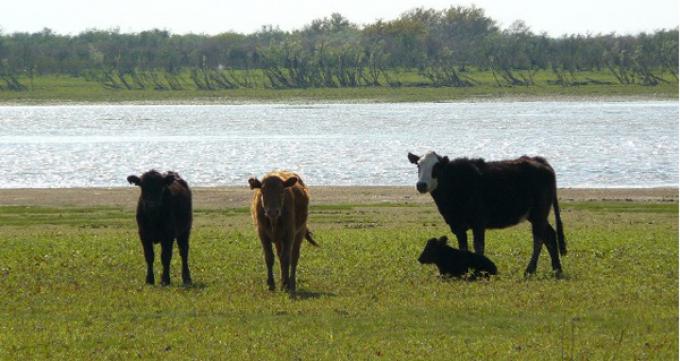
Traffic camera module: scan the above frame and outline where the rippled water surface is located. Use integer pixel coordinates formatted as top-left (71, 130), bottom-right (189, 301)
top-left (0, 101), bottom-right (677, 188)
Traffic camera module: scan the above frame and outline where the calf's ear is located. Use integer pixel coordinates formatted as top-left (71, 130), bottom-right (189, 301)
top-left (248, 177), bottom-right (262, 189)
top-left (408, 152), bottom-right (420, 164)
top-left (163, 174), bottom-right (176, 185)
top-left (283, 177), bottom-right (298, 188)
top-left (127, 175), bottom-right (141, 186)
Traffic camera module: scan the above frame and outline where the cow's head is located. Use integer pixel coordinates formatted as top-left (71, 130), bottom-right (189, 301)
top-left (248, 175), bottom-right (298, 222)
top-left (127, 170), bottom-right (175, 213)
top-left (418, 236), bottom-right (448, 264)
top-left (408, 151), bottom-right (449, 193)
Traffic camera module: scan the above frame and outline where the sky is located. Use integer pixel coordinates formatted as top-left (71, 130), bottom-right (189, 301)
top-left (2, 0), bottom-right (678, 36)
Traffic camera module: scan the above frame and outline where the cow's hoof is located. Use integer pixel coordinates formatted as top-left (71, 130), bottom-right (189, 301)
top-left (553, 269), bottom-right (564, 279)
top-left (146, 276), bottom-right (155, 285)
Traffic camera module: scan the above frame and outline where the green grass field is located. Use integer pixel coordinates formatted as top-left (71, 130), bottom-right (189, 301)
top-left (0, 197), bottom-right (677, 360)
top-left (0, 69), bottom-right (677, 103)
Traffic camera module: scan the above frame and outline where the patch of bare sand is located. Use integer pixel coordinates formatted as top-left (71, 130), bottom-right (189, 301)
top-left (0, 187), bottom-right (675, 209)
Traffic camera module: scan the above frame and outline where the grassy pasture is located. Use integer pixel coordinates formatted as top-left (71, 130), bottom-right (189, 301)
top-left (0, 69), bottom-right (677, 103)
top-left (0, 194), bottom-right (677, 360)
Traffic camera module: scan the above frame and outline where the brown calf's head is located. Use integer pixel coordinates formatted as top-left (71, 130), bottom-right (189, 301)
top-left (249, 175), bottom-right (298, 221)
top-left (418, 236), bottom-right (448, 264)
top-left (127, 170), bottom-right (176, 212)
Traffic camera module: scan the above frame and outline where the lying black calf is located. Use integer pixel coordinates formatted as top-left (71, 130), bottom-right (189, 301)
top-left (418, 236), bottom-right (497, 278)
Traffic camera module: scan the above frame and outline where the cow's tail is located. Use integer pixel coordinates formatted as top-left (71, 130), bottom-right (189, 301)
top-left (553, 189), bottom-right (567, 256)
top-left (305, 229), bottom-right (319, 247)
top-left (539, 157), bottom-right (566, 256)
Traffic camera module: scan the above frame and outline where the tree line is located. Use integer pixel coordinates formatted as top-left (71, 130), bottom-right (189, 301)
top-left (0, 6), bottom-right (677, 91)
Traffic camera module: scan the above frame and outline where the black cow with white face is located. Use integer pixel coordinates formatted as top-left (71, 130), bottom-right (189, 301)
top-left (127, 170), bottom-right (192, 285)
top-left (408, 151), bottom-right (566, 276)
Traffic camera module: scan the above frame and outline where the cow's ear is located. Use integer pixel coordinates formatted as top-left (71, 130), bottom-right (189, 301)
top-left (248, 178), bottom-right (262, 189)
top-left (469, 162), bottom-right (482, 177)
top-left (440, 156), bottom-right (450, 165)
top-left (408, 152), bottom-right (420, 164)
top-left (163, 174), bottom-right (176, 186)
top-left (283, 177), bottom-right (298, 188)
top-left (127, 175), bottom-right (141, 186)
top-left (438, 236), bottom-right (448, 245)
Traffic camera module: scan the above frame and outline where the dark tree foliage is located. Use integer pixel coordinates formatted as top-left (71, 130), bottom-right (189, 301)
top-left (0, 6), bottom-right (676, 90)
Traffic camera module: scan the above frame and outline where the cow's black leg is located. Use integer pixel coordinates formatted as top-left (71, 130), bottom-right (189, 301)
top-left (160, 238), bottom-right (173, 286)
top-left (260, 234), bottom-right (276, 291)
top-left (525, 222), bottom-right (544, 275)
top-left (177, 231), bottom-right (192, 285)
top-left (288, 233), bottom-right (304, 293)
top-left (279, 232), bottom-right (294, 291)
top-left (141, 238), bottom-right (155, 285)
top-left (543, 224), bottom-right (563, 277)
top-left (452, 229), bottom-right (469, 252)
top-left (472, 227), bottom-right (485, 255)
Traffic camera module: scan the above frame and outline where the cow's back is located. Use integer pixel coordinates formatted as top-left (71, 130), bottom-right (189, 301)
top-left (278, 171), bottom-right (309, 232)
top-left (165, 176), bottom-right (192, 232)
top-left (289, 176), bottom-right (309, 232)
top-left (434, 156), bottom-right (556, 230)
top-left (479, 157), bottom-right (556, 227)
top-left (484, 156), bottom-right (555, 194)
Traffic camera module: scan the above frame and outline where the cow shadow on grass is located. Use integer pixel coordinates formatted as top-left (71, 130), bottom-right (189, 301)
top-left (522, 271), bottom-right (572, 281)
top-left (436, 274), bottom-right (495, 283)
top-left (290, 289), bottom-right (336, 300)
top-left (179, 281), bottom-right (208, 290)
top-left (138, 281), bottom-right (208, 292)
top-left (433, 271), bottom-right (570, 283)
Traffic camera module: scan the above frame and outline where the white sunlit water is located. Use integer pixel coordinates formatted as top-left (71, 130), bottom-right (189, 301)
top-left (0, 101), bottom-right (677, 188)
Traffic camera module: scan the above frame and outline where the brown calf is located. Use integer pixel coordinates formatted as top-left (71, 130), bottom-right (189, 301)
top-left (248, 171), bottom-right (317, 292)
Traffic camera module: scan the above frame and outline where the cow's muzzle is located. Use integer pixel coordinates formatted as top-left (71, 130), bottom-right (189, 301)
top-left (264, 209), bottom-right (281, 220)
top-left (416, 182), bottom-right (428, 193)
top-left (143, 200), bottom-right (162, 212)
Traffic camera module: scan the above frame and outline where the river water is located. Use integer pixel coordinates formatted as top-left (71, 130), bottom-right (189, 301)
top-left (0, 101), bottom-right (676, 188)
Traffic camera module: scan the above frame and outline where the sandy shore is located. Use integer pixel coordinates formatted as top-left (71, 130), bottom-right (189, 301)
top-left (0, 187), bottom-right (676, 209)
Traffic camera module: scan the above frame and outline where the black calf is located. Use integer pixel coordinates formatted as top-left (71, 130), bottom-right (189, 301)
top-left (127, 170), bottom-right (193, 286)
top-left (418, 236), bottom-right (497, 278)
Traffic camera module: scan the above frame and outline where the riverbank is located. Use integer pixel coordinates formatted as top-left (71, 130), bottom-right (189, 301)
top-left (0, 72), bottom-right (677, 104)
top-left (0, 93), bottom-right (677, 106)
top-left (0, 187), bottom-right (676, 209)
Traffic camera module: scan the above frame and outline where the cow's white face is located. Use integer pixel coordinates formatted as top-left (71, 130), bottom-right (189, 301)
top-left (410, 151), bottom-right (440, 193)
